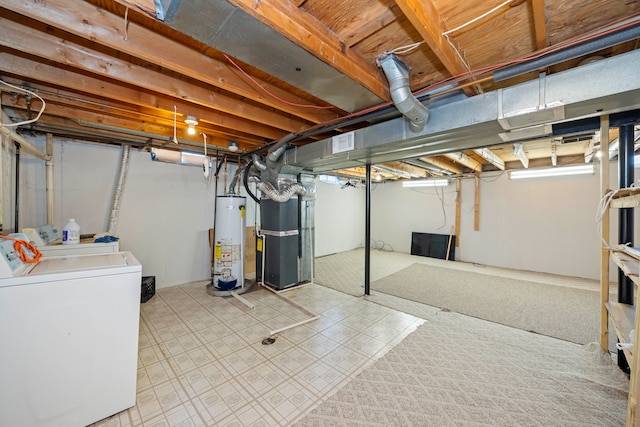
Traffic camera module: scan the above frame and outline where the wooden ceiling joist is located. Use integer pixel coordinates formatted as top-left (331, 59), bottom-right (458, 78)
top-left (444, 152), bottom-right (482, 172)
top-left (0, 17), bottom-right (312, 134)
top-left (0, 55), bottom-right (285, 144)
top-left (473, 148), bottom-right (505, 171)
top-left (393, 0), bottom-right (478, 96)
top-left (531, 0), bottom-right (548, 50)
top-left (2, 0), bottom-right (339, 125)
top-left (419, 156), bottom-right (463, 175)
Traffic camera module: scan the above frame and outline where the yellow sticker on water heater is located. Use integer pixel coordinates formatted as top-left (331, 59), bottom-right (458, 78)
top-left (240, 205), bottom-right (245, 218)
top-left (215, 244), bottom-right (222, 259)
top-left (257, 237), bottom-right (263, 252)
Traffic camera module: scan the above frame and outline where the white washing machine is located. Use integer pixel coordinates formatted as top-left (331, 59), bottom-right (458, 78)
top-left (0, 238), bottom-right (142, 427)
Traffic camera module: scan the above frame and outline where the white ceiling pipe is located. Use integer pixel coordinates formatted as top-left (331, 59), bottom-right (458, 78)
top-left (0, 109), bottom-right (48, 160)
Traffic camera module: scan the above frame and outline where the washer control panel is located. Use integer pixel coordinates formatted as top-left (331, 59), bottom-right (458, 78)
top-left (0, 237), bottom-right (30, 279)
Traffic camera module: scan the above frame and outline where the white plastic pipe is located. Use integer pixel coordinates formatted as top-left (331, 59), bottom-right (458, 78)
top-left (0, 110), bottom-right (47, 160)
top-left (45, 133), bottom-right (54, 225)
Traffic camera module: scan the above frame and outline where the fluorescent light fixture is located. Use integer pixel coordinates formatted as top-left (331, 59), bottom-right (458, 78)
top-left (509, 164), bottom-right (594, 180)
top-left (402, 178), bottom-right (449, 187)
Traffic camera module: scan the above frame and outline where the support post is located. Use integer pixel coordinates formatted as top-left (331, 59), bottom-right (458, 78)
top-left (365, 163), bottom-right (371, 296)
top-left (474, 174), bottom-right (480, 231)
top-left (618, 122), bottom-right (635, 373)
top-left (599, 115), bottom-right (610, 353)
top-left (455, 179), bottom-right (461, 246)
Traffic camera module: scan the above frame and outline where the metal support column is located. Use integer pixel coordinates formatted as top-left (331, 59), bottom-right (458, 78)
top-left (365, 164), bottom-right (371, 296)
top-left (618, 122), bottom-right (635, 373)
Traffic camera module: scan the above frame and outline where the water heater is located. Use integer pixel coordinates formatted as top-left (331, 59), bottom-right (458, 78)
top-left (211, 195), bottom-right (246, 291)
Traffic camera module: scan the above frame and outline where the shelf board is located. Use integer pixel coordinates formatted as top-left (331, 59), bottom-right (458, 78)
top-left (605, 301), bottom-right (635, 360)
top-left (610, 188), bottom-right (640, 208)
top-left (611, 250), bottom-right (640, 285)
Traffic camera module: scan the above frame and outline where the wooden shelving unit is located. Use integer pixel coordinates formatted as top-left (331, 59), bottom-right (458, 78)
top-left (602, 188), bottom-right (640, 426)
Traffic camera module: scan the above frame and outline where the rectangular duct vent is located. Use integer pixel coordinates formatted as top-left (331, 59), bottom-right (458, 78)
top-left (332, 131), bottom-right (355, 154)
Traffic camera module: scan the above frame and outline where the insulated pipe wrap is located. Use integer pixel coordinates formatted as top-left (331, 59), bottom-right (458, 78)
top-left (257, 181), bottom-right (306, 203)
top-left (379, 54), bottom-right (430, 132)
top-left (494, 22), bottom-right (640, 82)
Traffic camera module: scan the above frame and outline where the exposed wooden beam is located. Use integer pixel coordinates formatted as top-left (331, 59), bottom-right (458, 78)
top-left (393, 0), bottom-right (478, 95)
top-left (0, 54), bottom-right (286, 142)
top-left (531, 0), bottom-right (548, 50)
top-left (112, 0), bottom-right (156, 17)
top-left (473, 148), bottom-right (505, 171)
top-left (382, 162), bottom-right (430, 178)
top-left (444, 152), bottom-right (482, 172)
top-left (513, 143), bottom-right (530, 168)
top-left (3, 93), bottom-right (264, 149)
top-left (227, 0), bottom-right (389, 100)
top-left (339, 4), bottom-right (398, 48)
top-left (0, 17), bottom-right (311, 134)
top-left (419, 156), bottom-right (463, 175)
top-left (3, 0), bottom-right (339, 125)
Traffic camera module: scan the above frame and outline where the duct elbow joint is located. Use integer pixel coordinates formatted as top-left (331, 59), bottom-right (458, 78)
top-left (379, 54), bottom-right (429, 132)
top-left (252, 154), bottom-right (267, 172)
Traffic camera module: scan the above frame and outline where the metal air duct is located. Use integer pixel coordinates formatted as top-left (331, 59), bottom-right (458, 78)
top-left (379, 54), bottom-right (430, 132)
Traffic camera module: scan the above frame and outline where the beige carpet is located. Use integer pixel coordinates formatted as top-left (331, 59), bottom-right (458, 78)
top-left (371, 262), bottom-right (599, 345)
top-left (295, 310), bottom-right (629, 427)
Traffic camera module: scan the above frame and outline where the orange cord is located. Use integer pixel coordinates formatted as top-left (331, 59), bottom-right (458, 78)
top-left (0, 235), bottom-right (42, 264)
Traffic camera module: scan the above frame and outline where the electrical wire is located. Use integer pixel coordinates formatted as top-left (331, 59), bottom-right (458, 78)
top-left (0, 80), bottom-right (46, 127)
top-left (595, 184), bottom-right (640, 249)
top-left (442, 0), bottom-right (516, 36)
top-left (0, 235), bottom-right (42, 264)
top-left (381, 41), bottom-right (425, 56)
top-left (123, 7), bottom-right (129, 41)
top-left (223, 54), bottom-right (335, 110)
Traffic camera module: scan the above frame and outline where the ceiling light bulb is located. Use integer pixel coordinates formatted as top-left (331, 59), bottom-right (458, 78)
top-left (185, 115), bottom-right (198, 136)
top-left (375, 172), bottom-right (382, 181)
top-left (228, 141), bottom-right (238, 152)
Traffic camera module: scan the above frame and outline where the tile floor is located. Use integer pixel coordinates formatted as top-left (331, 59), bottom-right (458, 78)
top-left (91, 280), bottom-right (424, 427)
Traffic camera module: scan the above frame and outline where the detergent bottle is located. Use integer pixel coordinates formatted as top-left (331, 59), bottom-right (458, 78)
top-left (62, 219), bottom-right (80, 245)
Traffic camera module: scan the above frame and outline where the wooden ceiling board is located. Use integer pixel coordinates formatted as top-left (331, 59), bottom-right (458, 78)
top-left (546, 0), bottom-right (640, 45)
top-left (451, 4), bottom-right (536, 70)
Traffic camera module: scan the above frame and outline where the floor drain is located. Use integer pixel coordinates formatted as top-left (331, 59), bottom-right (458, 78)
top-left (262, 337), bottom-right (276, 345)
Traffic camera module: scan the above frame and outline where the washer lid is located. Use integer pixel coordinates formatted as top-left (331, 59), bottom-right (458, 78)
top-left (29, 253), bottom-right (132, 276)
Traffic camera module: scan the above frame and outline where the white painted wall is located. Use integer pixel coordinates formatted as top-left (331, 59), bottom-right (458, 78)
top-left (3, 136), bottom-right (258, 288)
top-left (314, 179), bottom-right (365, 257)
top-left (370, 164), bottom-right (640, 281)
top-left (371, 181), bottom-right (457, 253)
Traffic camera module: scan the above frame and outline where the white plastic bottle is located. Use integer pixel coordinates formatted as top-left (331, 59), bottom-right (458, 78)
top-left (62, 219), bottom-right (80, 245)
